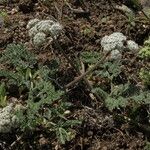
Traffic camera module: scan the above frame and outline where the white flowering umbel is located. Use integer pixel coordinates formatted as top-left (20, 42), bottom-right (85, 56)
top-left (27, 19), bottom-right (63, 47)
top-left (0, 104), bottom-right (19, 133)
top-left (33, 32), bottom-right (46, 47)
top-left (26, 18), bottom-right (40, 30)
top-left (101, 32), bottom-right (139, 60)
top-left (101, 32), bottom-right (127, 52)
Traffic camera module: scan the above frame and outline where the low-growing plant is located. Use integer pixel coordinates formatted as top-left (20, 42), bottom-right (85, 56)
top-left (139, 37), bottom-right (150, 86)
top-left (80, 50), bottom-right (150, 126)
top-left (139, 68), bottom-right (150, 86)
top-left (0, 43), bottom-right (37, 69)
top-left (1, 36), bottom-right (150, 145)
top-left (144, 141), bottom-right (150, 150)
top-left (0, 43), bottom-right (38, 93)
top-left (0, 11), bottom-right (10, 27)
top-left (139, 36), bottom-right (150, 59)
top-left (0, 43), bottom-right (81, 144)
top-left (0, 82), bottom-right (7, 107)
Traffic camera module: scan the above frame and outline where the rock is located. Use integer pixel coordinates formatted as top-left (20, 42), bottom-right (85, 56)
top-left (115, 4), bottom-right (135, 17)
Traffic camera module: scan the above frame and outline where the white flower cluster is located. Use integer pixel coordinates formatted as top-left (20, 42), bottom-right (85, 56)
top-left (101, 32), bottom-right (139, 59)
top-left (0, 104), bottom-right (19, 133)
top-left (27, 18), bottom-right (63, 47)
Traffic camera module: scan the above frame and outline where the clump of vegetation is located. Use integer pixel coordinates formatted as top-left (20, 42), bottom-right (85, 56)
top-left (0, 11), bottom-right (9, 27)
top-left (139, 68), bottom-right (150, 86)
top-left (0, 43), bottom-right (36, 69)
top-left (80, 49), bottom-right (150, 126)
top-left (139, 36), bottom-right (150, 86)
top-left (1, 37), bottom-right (147, 146)
top-left (139, 36), bottom-right (150, 59)
top-left (0, 83), bottom-right (7, 108)
top-left (0, 43), bottom-right (81, 144)
top-left (83, 39), bottom-right (150, 130)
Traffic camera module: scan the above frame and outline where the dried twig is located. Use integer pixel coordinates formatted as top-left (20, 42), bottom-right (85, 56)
top-left (54, 2), bottom-right (63, 21)
top-left (64, 51), bottom-right (110, 89)
top-left (64, 0), bottom-right (89, 14)
top-left (10, 135), bottom-right (22, 148)
top-left (51, 35), bottom-right (109, 101)
top-left (141, 10), bottom-right (150, 20)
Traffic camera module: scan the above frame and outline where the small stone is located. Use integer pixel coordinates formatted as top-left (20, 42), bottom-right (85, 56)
top-left (64, 110), bottom-right (71, 115)
top-left (19, 21), bottom-right (26, 27)
top-left (10, 8), bottom-right (18, 15)
top-left (87, 131), bottom-right (93, 136)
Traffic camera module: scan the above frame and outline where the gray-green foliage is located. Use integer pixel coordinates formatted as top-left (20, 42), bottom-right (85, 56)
top-left (139, 36), bottom-right (150, 59)
top-left (144, 141), bottom-right (150, 150)
top-left (129, 0), bottom-right (142, 9)
top-left (0, 43), bottom-right (81, 144)
top-left (0, 83), bottom-right (7, 107)
top-left (139, 37), bottom-right (150, 86)
top-left (0, 43), bottom-right (37, 69)
top-left (80, 51), bottom-right (101, 64)
top-left (0, 44), bottom-right (37, 89)
top-left (16, 79), bottom-right (63, 130)
top-left (16, 78), bottom-right (81, 144)
top-left (94, 61), bottom-right (122, 80)
top-left (139, 68), bottom-right (150, 86)
top-left (81, 51), bottom-right (150, 111)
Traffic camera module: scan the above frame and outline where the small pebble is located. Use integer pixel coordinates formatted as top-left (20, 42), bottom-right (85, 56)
top-left (10, 8), bottom-right (18, 15)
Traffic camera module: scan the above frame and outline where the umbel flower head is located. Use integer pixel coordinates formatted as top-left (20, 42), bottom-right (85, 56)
top-left (0, 104), bottom-right (19, 133)
top-left (139, 36), bottom-right (150, 59)
top-left (101, 32), bottom-right (139, 60)
top-left (27, 18), bottom-right (63, 47)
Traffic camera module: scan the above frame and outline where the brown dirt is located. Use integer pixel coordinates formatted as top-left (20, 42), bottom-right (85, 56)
top-left (0, 0), bottom-right (150, 149)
